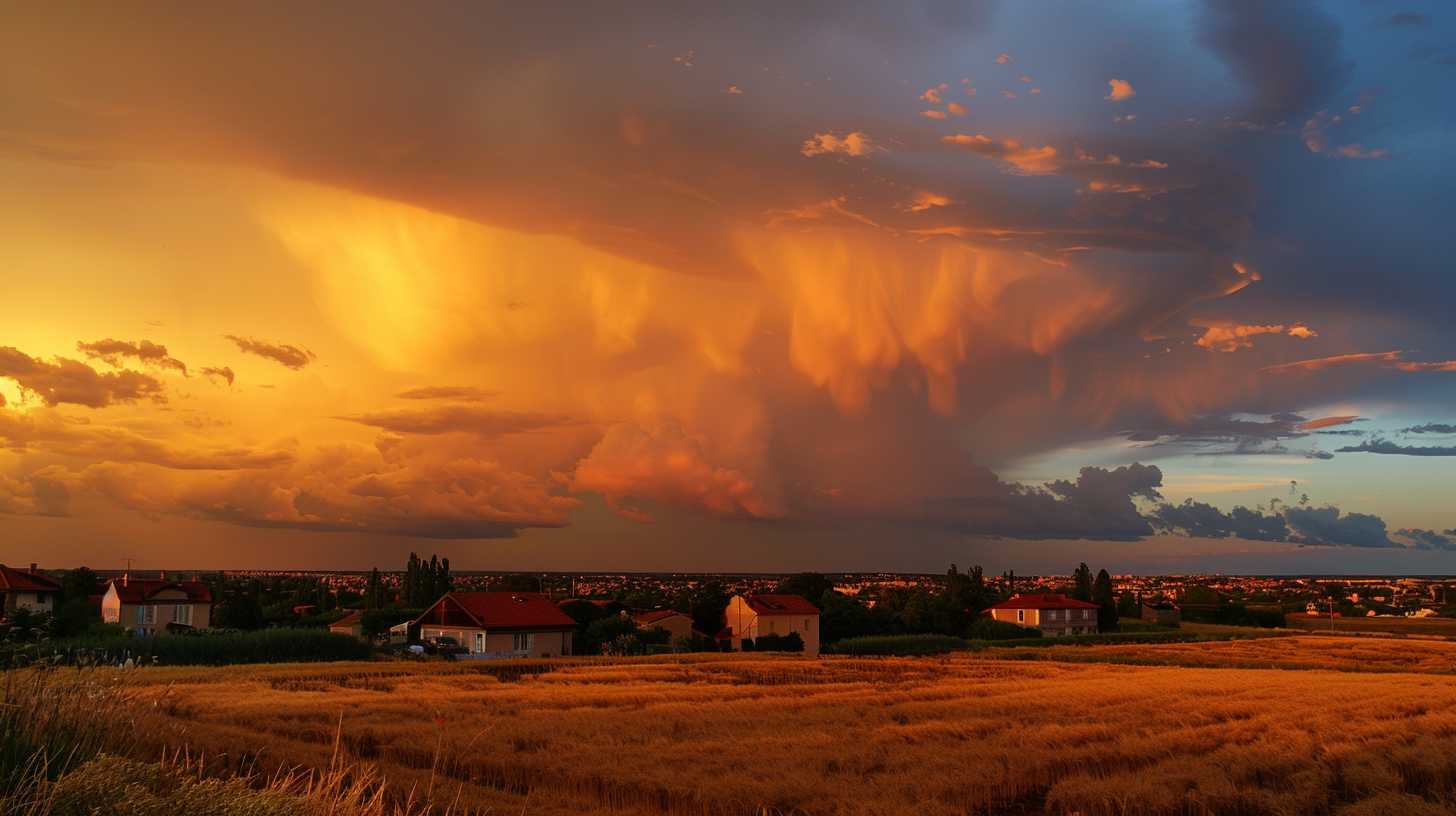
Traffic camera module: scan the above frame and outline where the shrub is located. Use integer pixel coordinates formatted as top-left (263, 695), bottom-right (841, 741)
top-left (36, 628), bottom-right (373, 667)
top-left (825, 634), bottom-right (969, 656)
top-left (751, 632), bottom-right (804, 652)
top-left (965, 617), bottom-right (1041, 640)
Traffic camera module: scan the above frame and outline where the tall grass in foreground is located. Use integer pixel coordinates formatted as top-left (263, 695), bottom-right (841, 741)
top-left (0, 669), bottom-right (463, 816)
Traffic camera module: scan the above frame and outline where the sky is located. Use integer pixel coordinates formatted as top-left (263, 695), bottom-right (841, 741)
top-left (1, 1), bottom-right (1454, 574)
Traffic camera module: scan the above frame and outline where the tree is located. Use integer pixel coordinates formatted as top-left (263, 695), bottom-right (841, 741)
top-left (1072, 563), bottom-right (1093, 602)
top-left (688, 583), bottom-right (730, 638)
top-left (775, 573), bottom-right (833, 605)
top-left (365, 568), bottom-right (383, 610)
top-left (583, 615), bottom-right (638, 655)
top-left (1093, 569), bottom-right (1117, 632)
top-left (60, 567), bottom-right (101, 601)
top-left (436, 557), bottom-right (452, 597)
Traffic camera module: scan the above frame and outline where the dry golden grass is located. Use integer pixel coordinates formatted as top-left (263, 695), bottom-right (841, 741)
top-left (1283, 614), bottom-right (1456, 638)
top-left (64, 640), bottom-right (1456, 815)
top-left (986, 632), bottom-right (1456, 674)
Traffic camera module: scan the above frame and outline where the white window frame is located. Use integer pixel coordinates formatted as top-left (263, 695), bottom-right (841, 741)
top-left (173, 604), bottom-right (193, 626)
top-left (1016, 609), bottom-right (1025, 623)
top-left (474, 632), bottom-right (485, 653)
top-left (512, 632), bottom-right (532, 652)
top-left (137, 605), bottom-right (156, 625)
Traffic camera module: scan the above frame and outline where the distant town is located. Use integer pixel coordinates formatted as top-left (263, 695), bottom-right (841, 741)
top-left (7, 554), bottom-right (1456, 670)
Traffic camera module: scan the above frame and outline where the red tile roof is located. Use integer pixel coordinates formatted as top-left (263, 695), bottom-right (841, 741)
top-left (438, 592), bottom-right (577, 631)
top-left (744, 594), bottom-right (820, 616)
top-left (0, 565), bottom-right (61, 593)
top-left (108, 578), bottom-right (212, 605)
top-left (987, 593), bottom-right (1099, 611)
top-left (633, 609), bottom-right (689, 625)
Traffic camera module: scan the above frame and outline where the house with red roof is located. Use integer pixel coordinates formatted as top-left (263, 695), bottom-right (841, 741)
top-left (723, 594), bottom-right (820, 656)
top-left (329, 609), bottom-right (367, 640)
top-left (985, 593), bottom-right (1099, 636)
top-left (413, 592), bottom-right (576, 658)
top-left (631, 609), bottom-right (694, 641)
top-left (101, 573), bottom-right (213, 636)
top-left (0, 563), bottom-right (62, 617)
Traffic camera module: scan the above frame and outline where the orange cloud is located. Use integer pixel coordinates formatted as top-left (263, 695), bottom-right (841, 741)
top-left (1261, 351), bottom-right (1402, 374)
top-left (1105, 79), bottom-right (1136, 101)
top-left (570, 419), bottom-right (783, 523)
top-left (946, 102), bottom-right (968, 117)
top-left (76, 339), bottom-right (187, 376)
top-left (943, 133), bottom-right (1060, 174)
top-left (920, 109), bottom-right (947, 120)
top-left (799, 131), bottom-right (876, 158)
top-left (225, 335), bottom-right (316, 369)
top-left (1193, 322), bottom-right (1318, 352)
top-left (0, 346), bottom-right (165, 408)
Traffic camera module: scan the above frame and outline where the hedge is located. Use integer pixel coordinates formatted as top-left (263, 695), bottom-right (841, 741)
top-left (33, 628), bottom-right (374, 666)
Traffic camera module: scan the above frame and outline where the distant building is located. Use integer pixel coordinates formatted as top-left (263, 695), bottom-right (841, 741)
top-left (631, 609), bottom-right (694, 641)
top-left (0, 564), bottom-right (62, 617)
top-left (414, 592), bottom-right (576, 658)
top-left (1140, 602), bottom-right (1180, 627)
top-left (722, 594), bottom-right (820, 656)
top-left (329, 609), bottom-right (366, 640)
top-left (986, 593), bottom-right (1098, 636)
top-left (101, 574), bottom-right (213, 636)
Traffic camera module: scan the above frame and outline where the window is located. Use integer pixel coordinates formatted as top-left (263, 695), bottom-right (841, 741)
top-left (474, 633), bottom-right (485, 653)
top-left (1081, 609), bottom-right (1090, 620)
top-left (512, 632), bottom-right (531, 651)
top-left (137, 605), bottom-right (156, 625)
top-left (173, 604), bottom-right (193, 625)
top-left (804, 618), bottom-right (811, 630)
top-left (1016, 609), bottom-right (1024, 623)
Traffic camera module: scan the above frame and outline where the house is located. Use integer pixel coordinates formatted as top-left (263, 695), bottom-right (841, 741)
top-left (722, 594), bottom-right (820, 656)
top-left (101, 574), bottom-right (213, 636)
top-left (0, 564), bottom-right (62, 617)
top-left (631, 609), bottom-right (694, 641)
top-left (986, 593), bottom-right (1099, 636)
top-left (413, 592), bottom-right (576, 658)
top-left (329, 609), bottom-right (366, 640)
top-left (1140, 602), bottom-right (1181, 627)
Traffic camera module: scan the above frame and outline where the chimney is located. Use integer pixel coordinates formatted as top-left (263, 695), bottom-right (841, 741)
top-left (29, 563), bottom-right (37, 573)
top-left (123, 570), bottom-right (129, 587)
top-left (160, 569), bottom-right (167, 581)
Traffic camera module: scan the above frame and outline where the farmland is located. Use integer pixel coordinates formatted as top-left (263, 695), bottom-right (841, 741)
top-left (28, 634), bottom-right (1456, 816)
top-left (1282, 613), bottom-right (1456, 638)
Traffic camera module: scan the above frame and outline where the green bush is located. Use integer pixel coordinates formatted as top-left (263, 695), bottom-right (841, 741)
top-left (38, 628), bottom-right (373, 667)
top-left (965, 617), bottom-right (1041, 640)
top-left (751, 632), bottom-right (804, 652)
top-left (824, 634), bottom-right (969, 655)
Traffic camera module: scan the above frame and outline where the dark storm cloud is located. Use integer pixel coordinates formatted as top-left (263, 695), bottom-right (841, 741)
top-left (1337, 439), bottom-right (1456, 456)
top-left (1198, 0), bottom-right (1352, 121)
top-left (337, 405), bottom-right (582, 438)
top-left (0, 346), bottom-right (165, 408)
top-left (1398, 528), bottom-right (1456, 550)
top-left (1404, 423), bottom-right (1456, 434)
top-left (76, 338), bottom-right (187, 375)
top-left (1151, 499), bottom-right (1289, 541)
top-left (395, 386), bottom-right (498, 401)
top-left (927, 464), bottom-right (1164, 541)
top-left (225, 336), bottom-right (315, 370)
top-left (1283, 506), bottom-right (1394, 548)
top-left (1122, 413), bottom-right (1354, 457)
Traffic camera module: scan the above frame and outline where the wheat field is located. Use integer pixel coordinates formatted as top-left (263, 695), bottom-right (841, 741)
top-left (78, 637), bottom-right (1456, 815)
